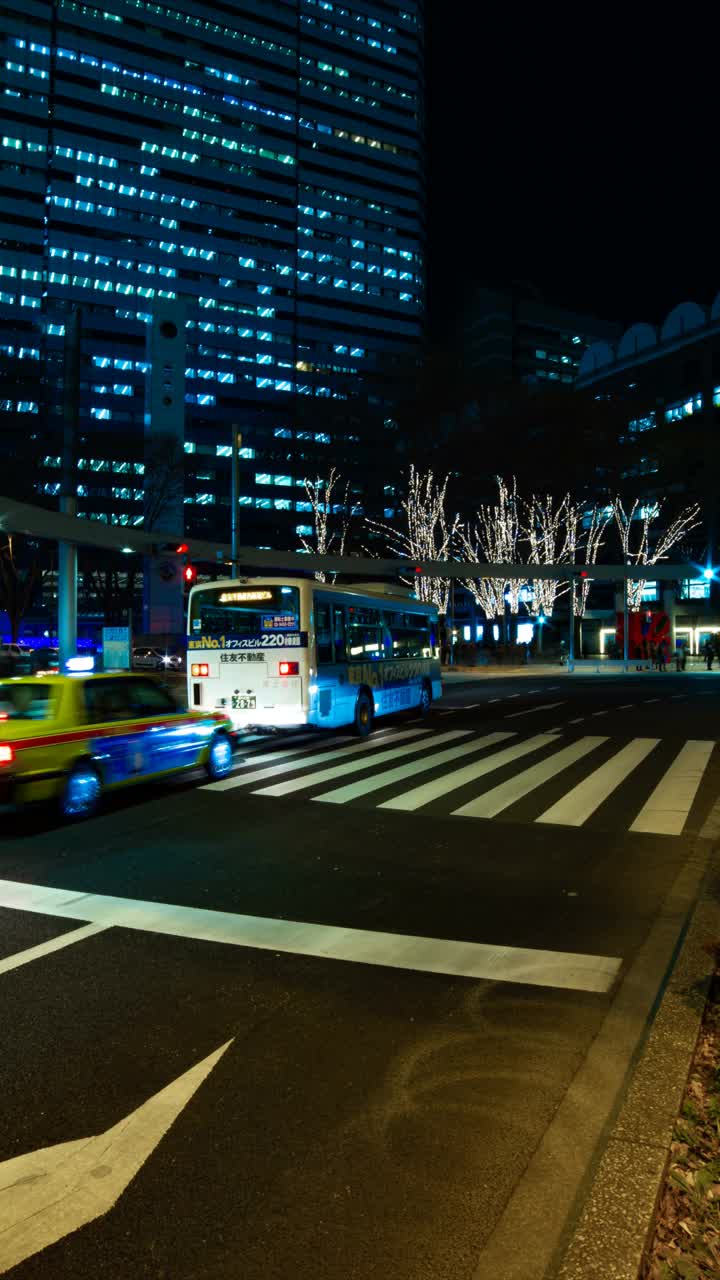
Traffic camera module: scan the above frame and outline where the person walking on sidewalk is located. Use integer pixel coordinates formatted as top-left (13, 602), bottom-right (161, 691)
top-left (702, 637), bottom-right (715, 670)
top-left (657, 639), bottom-right (667, 672)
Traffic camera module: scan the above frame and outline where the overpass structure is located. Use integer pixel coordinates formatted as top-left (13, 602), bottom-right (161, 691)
top-left (0, 493), bottom-right (707, 670)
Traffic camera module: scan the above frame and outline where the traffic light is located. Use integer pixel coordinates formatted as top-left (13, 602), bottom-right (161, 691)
top-left (183, 563), bottom-right (197, 586)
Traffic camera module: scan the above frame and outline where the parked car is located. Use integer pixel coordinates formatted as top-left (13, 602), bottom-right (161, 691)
top-left (132, 646), bottom-right (183, 672)
top-left (30, 647), bottom-right (60, 675)
top-left (0, 672), bottom-right (236, 819)
top-left (0, 645), bottom-right (33, 677)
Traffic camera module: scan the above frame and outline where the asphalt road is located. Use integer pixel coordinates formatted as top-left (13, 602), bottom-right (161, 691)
top-left (1, 671), bottom-right (719, 1279)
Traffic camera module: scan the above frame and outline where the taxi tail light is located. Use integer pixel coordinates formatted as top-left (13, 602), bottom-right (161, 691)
top-left (0, 744), bottom-right (14, 765)
top-left (278, 661), bottom-right (299, 676)
top-left (191, 663), bottom-right (209, 677)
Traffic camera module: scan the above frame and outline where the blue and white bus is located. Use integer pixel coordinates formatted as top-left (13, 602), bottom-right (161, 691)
top-left (186, 576), bottom-right (442, 734)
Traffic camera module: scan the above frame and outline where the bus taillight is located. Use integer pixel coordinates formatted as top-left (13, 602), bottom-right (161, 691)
top-left (278, 661), bottom-right (299, 676)
top-left (191, 663), bottom-right (209, 677)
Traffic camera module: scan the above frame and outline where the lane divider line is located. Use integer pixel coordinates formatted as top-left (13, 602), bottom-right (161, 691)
top-left (0, 879), bottom-right (622, 993)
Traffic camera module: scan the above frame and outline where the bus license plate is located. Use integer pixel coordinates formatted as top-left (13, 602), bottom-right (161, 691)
top-left (232, 695), bottom-right (256, 710)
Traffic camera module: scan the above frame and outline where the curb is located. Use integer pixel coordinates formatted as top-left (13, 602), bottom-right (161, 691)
top-left (549, 846), bottom-right (720, 1280)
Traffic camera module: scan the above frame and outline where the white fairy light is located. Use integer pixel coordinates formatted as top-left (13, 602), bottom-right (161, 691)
top-left (613, 498), bottom-right (701, 608)
top-left (366, 464), bottom-right (458, 613)
top-left (298, 466), bottom-right (352, 582)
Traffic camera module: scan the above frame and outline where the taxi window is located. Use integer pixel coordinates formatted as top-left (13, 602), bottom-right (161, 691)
top-left (126, 678), bottom-right (178, 717)
top-left (83, 679), bottom-right (133, 723)
top-left (0, 683), bottom-right (54, 720)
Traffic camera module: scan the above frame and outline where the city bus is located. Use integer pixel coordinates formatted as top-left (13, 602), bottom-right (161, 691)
top-left (186, 576), bottom-right (441, 734)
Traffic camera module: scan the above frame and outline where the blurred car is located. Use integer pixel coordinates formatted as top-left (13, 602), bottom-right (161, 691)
top-left (30, 647), bottom-right (60, 675)
top-left (132, 646), bottom-right (183, 672)
top-left (0, 645), bottom-right (33, 677)
top-left (0, 672), bottom-right (236, 819)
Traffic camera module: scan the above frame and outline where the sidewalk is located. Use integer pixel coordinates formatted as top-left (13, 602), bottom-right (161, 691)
top-left (442, 660), bottom-right (713, 682)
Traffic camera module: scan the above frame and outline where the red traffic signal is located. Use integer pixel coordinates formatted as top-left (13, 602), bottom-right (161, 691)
top-left (183, 564), bottom-right (197, 585)
top-left (176, 542), bottom-right (189, 555)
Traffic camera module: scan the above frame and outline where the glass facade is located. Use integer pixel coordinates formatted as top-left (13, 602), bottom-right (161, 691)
top-left (0, 0), bottom-right (424, 542)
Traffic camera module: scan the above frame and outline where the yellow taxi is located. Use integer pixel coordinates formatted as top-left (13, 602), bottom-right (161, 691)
top-left (0, 672), bottom-right (236, 819)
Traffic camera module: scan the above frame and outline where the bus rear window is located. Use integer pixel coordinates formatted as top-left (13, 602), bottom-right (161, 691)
top-left (190, 586), bottom-right (300, 638)
top-left (0, 683), bottom-right (54, 720)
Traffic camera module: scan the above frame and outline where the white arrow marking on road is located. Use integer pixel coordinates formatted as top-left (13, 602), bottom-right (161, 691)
top-left (0, 1039), bottom-right (233, 1274)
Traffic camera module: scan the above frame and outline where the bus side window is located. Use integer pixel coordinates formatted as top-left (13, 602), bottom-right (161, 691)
top-left (316, 602), bottom-right (333, 665)
top-left (333, 606), bottom-right (347, 662)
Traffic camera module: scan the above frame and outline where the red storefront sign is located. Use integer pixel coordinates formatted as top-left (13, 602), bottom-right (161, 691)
top-left (616, 610), bottom-right (671, 658)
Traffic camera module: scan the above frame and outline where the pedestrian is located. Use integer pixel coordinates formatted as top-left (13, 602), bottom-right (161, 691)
top-left (675, 641), bottom-right (684, 672)
top-left (657, 639), bottom-right (667, 672)
top-left (703, 637), bottom-right (714, 671)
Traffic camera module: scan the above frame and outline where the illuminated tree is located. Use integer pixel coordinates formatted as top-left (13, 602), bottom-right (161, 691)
top-left (298, 467), bottom-right (353, 582)
top-left (573, 504), bottom-right (613, 617)
top-left (524, 492), bottom-right (578, 620)
top-left (366, 465), bottom-right (458, 613)
top-left (613, 498), bottom-right (701, 607)
top-left (457, 477), bottom-right (523, 628)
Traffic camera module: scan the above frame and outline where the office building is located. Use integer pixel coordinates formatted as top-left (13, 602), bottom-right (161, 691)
top-left (462, 285), bottom-right (620, 387)
top-left (577, 296), bottom-right (720, 633)
top-left (0, 0), bottom-right (425, 550)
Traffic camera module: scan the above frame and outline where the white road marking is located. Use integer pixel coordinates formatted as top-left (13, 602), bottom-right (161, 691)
top-left (0, 880), bottom-right (622, 994)
top-left (568, 717), bottom-right (585, 724)
top-left (233, 733), bottom-right (353, 769)
top-left (591, 710), bottom-right (609, 716)
top-left (506, 693), bottom-right (521, 699)
top-left (0, 922), bottom-right (109, 976)
top-left (630, 740), bottom-right (716, 836)
top-left (453, 737), bottom-right (607, 820)
top-left (0, 1038), bottom-right (232, 1274)
top-left (204, 727), bottom-right (429, 791)
top-left (462, 703), bottom-right (481, 709)
top-left (439, 709), bottom-right (457, 715)
top-left (618, 704), bottom-right (634, 710)
top-left (644, 698), bottom-right (660, 704)
top-left (536, 738), bottom-right (660, 828)
top-left (313, 732), bottom-right (513, 805)
top-left (379, 734), bottom-right (552, 813)
top-left (488, 697), bottom-right (502, 703)
top-left (505, 701), bottom-right (565, 719)
top-left (253, 729), bottom-right (458, 797)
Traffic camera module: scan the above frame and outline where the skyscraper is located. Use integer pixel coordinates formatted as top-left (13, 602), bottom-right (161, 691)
top-left (0, 0), bottom-right (425, 548)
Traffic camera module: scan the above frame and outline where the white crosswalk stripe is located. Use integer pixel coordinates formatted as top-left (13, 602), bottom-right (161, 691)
top-left (453, 737), bottom-right (607, 820)
top-left (205, 726), bottom-right (429, 792)
top-left (252, 729), bottom-right (459, 798)
top-left (313, 732), bottom-right (514, 806)
top-left (537, 738), bottom-right (660, 827)
top-left (379, 734), bottom-right (556, 813)
top-left (205, 726), bottom-right (720, 835)
top-left (629, 740), bottom-right (715, 835)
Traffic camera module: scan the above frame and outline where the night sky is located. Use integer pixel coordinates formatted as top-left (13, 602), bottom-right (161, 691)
top-left (426, 14), bottom-right (714, 338)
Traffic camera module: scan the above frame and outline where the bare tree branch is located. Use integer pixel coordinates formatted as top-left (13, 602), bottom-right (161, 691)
top-left (365, 465), bottom-right (458, 613)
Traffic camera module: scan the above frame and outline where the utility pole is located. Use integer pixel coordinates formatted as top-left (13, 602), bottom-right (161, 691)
top-left (231, 426), bottom-right (241, 577)
top-left (58, 308), bottom-right (80, 671)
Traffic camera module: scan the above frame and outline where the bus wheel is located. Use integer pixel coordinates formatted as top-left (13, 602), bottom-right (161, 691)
top-left (354, 690), bottom-right (373, 737)
top-left (419, 679), bottom-right (432, 717)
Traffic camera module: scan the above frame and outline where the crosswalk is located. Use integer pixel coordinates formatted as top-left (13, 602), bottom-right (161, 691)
top-left (208, 727), bottom-right (719, 836)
